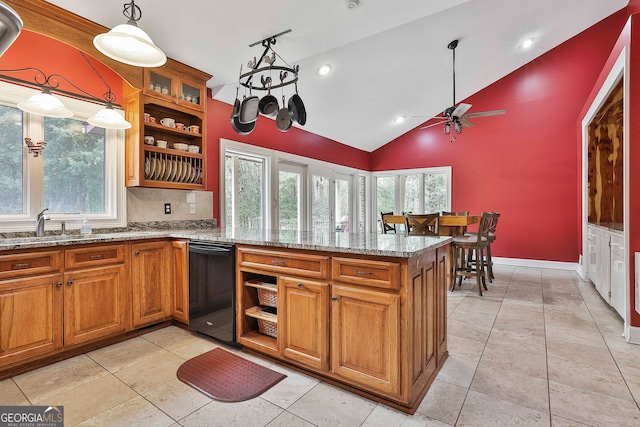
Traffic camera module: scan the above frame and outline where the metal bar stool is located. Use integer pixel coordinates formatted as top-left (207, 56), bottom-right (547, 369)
top-left (450, 212), bottom-right (492, 296)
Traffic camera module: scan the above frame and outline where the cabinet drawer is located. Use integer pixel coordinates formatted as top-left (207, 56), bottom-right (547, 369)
top-left (0, 251), bottom-right (62, 280)
top-left (332, 257), bottom-right (401, 290)
top-left (610, 234), bottom-right (625, 258)
top-left (65, 244), bottom-right (125, 269)
top-left (238, 247), bottom-right (329, 279)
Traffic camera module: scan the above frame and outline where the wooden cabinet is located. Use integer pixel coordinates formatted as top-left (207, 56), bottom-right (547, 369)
top-left (0, 274), bottom-right (63, 367)
top-left (331, 284), bottom-right (400, 396)
top-left (280, 276), bottom-right (329, 371)
top-left (131, 241), bottom-right (172, 327)
top-left (125, 60), bottom-right (211, 190)
top-left (171, 240), bottom-right (189, 324)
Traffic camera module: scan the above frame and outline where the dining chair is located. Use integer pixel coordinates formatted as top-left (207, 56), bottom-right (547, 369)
top-left (450, 211), bottom-right (492, 296)
top-left (405, 213), bottom-right (439, 236)
top-left (380, 211), bottom-right (396, 233)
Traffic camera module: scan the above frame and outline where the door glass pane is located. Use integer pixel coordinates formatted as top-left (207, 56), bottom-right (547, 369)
top-left (424, 172), bottom-right (447, 213)
top-left (376, 176), bottom-right (395, 232)
top-left (0, 105), bottom-right (23, 214)
top-left (149, 71), bottom-right (172, 95)
top-left (279, 170), bottom-right (301, 230)
top-left (335, 177), bottom-right (350, 232)
top-left (311, 175), bottom-right (330, 233)
top-left (44, 118), bottom-right (105, 214)
top-left (235, 156), bottom-right (264, 229)
top-left (404, 175), bottom-right (420, 214)
top-left (224, 154), bottom-right (233, 226)
top-left (358, 176), bottom-right (366, 232)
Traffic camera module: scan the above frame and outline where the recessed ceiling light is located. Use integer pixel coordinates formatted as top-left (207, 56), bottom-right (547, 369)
top-left (317, 64), bottom-right (332, 76)
top-left (394, 116), bottom-right (405, 124)
top-left (522, 38), bottom-right (534, 49)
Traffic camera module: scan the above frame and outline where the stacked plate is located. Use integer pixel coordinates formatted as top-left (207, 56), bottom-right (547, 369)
top-left (144, 157), bottom-right (203, 184)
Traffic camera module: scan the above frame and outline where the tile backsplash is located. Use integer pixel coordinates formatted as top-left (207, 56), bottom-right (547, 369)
top-left (127, 188), bottom-right (213, 222)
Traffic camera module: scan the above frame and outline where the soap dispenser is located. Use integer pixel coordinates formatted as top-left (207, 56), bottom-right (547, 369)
top-left (80, 217), bottom-right (92, 235)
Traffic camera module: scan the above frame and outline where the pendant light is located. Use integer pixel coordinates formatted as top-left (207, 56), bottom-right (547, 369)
top-left (17, 88), bottom-right (73, 118)
top-left (93, 0), bottom-right (166, 68)
top-left (88, 104), bottom-right (131, 129)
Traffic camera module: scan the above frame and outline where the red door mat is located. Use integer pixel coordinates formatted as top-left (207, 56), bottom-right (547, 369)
top-left (177, 347), bottom-right (286, 402)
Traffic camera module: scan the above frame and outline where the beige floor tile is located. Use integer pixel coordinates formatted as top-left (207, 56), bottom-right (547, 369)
top-left (266, 411), bottom-right (318, 427)
top-left (546, 338), bottom-right (617, 370)
top-left (34, 374), bottom-right (137, 426)
top-left (287, 382), bottom-right (376, 426)
top-left (141, 325), bottom-right (203, 351)
top-left (180, 398), bottom-right (284, 427)
top-left (446, 318), bottom-right (492, 343)
top-left (142, 378), bottom-right (211, 421)
top-left (259, 363), bottom-right (320, 409)
top-left (0, 378), bottom-right (30, 405)
top-left (115, 351), bottom-right (185, 393)
top-left (603, 333), bottom-right (640, 360)
top-left (170, 337), bottom-right (221, 360)
top-left (435, 354), bottom-right (478, 388)
top-left (499, 298), bottom-right (544, 313)
top-left (550, 415), bottom-right (591, 426)
top-left (86, 337), bottom-right (166, 373)
top-left (615, 355), bottom-right (640, 378)
top-left (362, 404), bottom-right (453, 427)
top-left (13, 355), bottom-right (109, 403)
top-left (549, 381), bottom-right (640, 426)
top-left (76, 395), bottom-right (174, 427)
top-left (446, 334), bottom-right (487, 364)
top-left (545, 323), bottom-right (607, 349)
top-left (547, 356), bottom-right (633, 401)
top-left (470, 362), bottom-right (549, 412)
top-left (486, 328), bottom-right (547, 355)
top-left (457, 390), bottom-right (550, 426)
top-left (480, 341), bottom-right (548, 379)
top-left (414, 379), bottom-right (467, 425)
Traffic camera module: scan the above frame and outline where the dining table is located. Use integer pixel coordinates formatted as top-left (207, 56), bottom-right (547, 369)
top-left (437, 214), bottom-right (480, 236)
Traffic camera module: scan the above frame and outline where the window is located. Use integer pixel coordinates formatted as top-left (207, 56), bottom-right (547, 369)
top-left (225, 151), bottom-right (267, 229)
top-left (0, 82), bottom-right (126, 231)
top-left (278, 163), bottom-right (304, 231)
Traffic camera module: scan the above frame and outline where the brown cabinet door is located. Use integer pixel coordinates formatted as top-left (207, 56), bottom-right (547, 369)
top-left (280, 276), bottom-right (329, 371)
top-left (171, 240), bottom-right (189, 324)
top-left (0, 274), bottom-right (63, 367)
top-left (436, 245), bottom-right (449, 366)
top-left (131, 241), bottom-right (171, 327)
top-left (331, 284), bottom-right (400, 396)
top-left (63, 265), bottom-right (128, 346)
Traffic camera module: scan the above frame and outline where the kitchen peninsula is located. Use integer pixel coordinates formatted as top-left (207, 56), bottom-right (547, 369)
top-left (0, 228), bottom-right (451, 414)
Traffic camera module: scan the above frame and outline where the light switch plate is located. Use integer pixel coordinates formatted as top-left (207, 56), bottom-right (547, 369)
top-left (186, 191), bottom-right (196, 204)
top-left (189, 204), bottom-right (196, 214)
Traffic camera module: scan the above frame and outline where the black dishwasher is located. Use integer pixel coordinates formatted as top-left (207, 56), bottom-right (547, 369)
top-left (188, 241), bottom-right (239, 347)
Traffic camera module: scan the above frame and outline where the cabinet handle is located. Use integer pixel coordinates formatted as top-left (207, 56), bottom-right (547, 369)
top-left (56, 281), bottom-right (63, 287)
top-left (135, 251), bottom-right (140, 256)
top-left (89, 254), bottom-right (104, 260)
top-left (67, 280), bottom-right (73, 286)
top-left (331, 297), bottom-right (338, 302)
top-left (355, 271), bottom-right (373, 276)
top-left (271, 260), bottom-right (286, 265)
top-left (11, 263), bottom-right (32, 269)
top-left (297, 282), bottom-right (304, 288)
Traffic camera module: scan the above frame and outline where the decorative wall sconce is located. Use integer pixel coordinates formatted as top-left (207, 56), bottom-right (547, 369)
top-left (0, 52), bottom-right (131, 129)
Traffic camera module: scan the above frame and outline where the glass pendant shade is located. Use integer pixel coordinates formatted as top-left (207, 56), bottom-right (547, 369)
top-left (93, 23), bottom-right (166, 67)
top-left (17, 91), bottom-right (74, 118)
top-left (87, 105), bottom-right (132, 129)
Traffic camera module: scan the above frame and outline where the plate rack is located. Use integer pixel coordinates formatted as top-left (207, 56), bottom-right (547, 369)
top-left (144, 151), bottom-right (203, 185)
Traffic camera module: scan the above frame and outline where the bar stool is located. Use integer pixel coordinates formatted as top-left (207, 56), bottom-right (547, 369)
top-left (450, 212), bottom-right (492, 296)
top-left (465, 212), bottom-right (500, 282)
top-left (405, 213), bottom-right (439, 236)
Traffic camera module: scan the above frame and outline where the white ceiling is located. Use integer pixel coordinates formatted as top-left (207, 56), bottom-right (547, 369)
top-left (47, 0), bottom-right (628, 152)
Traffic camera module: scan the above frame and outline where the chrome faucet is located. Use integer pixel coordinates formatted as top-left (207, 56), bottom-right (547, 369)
top-left (36, 208), bottom-right (50, 237)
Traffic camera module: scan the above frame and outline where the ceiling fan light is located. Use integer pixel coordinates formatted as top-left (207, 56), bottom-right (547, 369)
top-left (444, 122), bottom-right (451, 135)
top-left (17, 90), bottom-right (74, 118)
top-left (93, 23), bottom-right (166, 67)
top-left (454, 121), bottom-right (462, 134)
top-left (87, 105), bottom-right (132, 129)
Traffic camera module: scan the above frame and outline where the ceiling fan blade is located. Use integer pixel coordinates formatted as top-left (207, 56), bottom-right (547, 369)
top-left (459, 117), bottom-right (474, 128)
top-left (410, 115), bottom-right (445, 119)
top-left (463, 109), bottom-right (506, 119)
top-left (451, 103), bottom-right (472, 117)
top-left (419, 120), bottom-right (447, 130)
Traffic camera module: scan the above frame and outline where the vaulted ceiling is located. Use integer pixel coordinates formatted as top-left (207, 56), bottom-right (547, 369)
top-left (47, 0), bottom-right (629, 151)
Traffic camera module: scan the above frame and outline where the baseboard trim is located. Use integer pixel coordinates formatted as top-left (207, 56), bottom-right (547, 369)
top-left (493, 257), bottom-right (578, 271)
top-left (626, 325), bottom-right (640, 344)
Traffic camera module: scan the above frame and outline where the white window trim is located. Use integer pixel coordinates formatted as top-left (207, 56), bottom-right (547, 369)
top-left (0, 81), bottom-right (126, 232)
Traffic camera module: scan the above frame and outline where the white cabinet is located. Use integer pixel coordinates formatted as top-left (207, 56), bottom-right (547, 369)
top-left (587, 225), bottom-right (625, 319)
top-left (595, 228), bottom-right (611, 303)
top-left (610, 234), bottom-right (625, 318)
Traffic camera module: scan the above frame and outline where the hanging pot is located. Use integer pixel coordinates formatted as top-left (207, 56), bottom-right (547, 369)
top-left (258, 76), bottom-right (279, 117)
top-left (230, 87), bottom-right (255, 134)
top-left (288, 84), bottom-right (306, 125)
top-left (276, 95), bottom-right (292, 132)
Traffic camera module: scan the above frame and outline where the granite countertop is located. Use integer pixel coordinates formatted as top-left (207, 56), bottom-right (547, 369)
top-left (0, 224), bottom-right (452, 258)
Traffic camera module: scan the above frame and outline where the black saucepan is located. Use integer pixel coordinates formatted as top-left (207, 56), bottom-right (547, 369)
top-left (230, 90), bottom-right (255, 134)
top-left (276, 95), bottom-right (292, 132)
top-left (238, 91), bottom-right (259, 124)
top-left (288, 88), bottom-right (306, 125)
top-left (258, 77), bottom-right (279, 117)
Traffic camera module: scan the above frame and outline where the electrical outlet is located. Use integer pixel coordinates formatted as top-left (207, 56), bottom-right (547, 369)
top-left (212, 218), bottom-right (217, 227)
top-left (164, 203), bottom-right (171, 214)
top-left (189, 204), bottom-right (196, 214)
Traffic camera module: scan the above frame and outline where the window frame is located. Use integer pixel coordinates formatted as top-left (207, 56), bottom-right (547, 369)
top-left (0, 81), bottom-right (126, 232)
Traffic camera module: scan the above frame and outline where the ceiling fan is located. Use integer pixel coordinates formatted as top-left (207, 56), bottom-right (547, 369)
top-left (417, 39), bottom-right (505, 140)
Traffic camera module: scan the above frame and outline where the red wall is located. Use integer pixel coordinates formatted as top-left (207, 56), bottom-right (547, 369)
top-left (0, 30), bottom-right (123, 105)
top-left (369, 10), bottom-right (630, 263)
top-left (205, 96), bottom-right (371, 218)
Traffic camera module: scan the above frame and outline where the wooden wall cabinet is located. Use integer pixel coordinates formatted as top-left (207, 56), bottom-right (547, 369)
top-left (131, 241), bottom-right (172, 328)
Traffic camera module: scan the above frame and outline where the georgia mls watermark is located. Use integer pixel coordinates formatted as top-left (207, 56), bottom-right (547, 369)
top-left (0, 406), bottom-right (64, 427)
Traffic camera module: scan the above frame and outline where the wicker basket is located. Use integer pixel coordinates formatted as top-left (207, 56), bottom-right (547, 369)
top-left (245, 280), bottom-right (278, 308)
top-left (245, 306), bottom-right (278, 338)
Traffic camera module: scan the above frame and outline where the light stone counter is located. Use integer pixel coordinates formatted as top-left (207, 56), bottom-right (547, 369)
top-left (0, 227), bottom-right (451, 258)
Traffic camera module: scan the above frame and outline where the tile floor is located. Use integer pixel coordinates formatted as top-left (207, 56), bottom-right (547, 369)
top-left (3, 265), bottom-right (640, 426)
